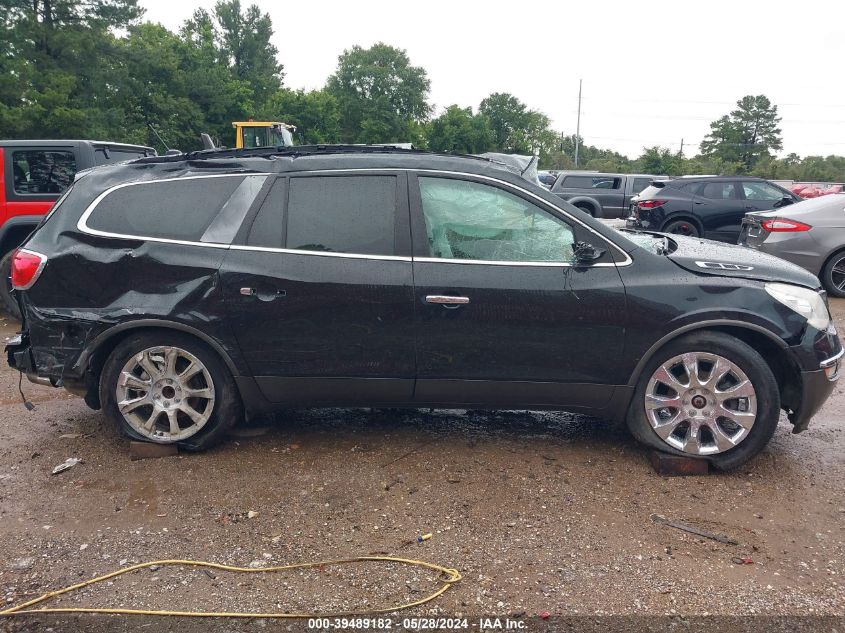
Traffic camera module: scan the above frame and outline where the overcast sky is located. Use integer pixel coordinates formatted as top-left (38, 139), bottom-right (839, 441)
top-left (139, 0), bottom-right (845, 159)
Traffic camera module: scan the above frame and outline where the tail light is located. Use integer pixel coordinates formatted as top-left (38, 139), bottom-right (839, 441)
top-left (760, 218), bottom-right (812, 232)
top-left (637, 200), bottom-right (667, 210)
top-left (11, 249), bottom-right (47, 290)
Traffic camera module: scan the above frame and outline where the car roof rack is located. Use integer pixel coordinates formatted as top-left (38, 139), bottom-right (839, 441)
top-left (138, 144), bottom-right (496, 166)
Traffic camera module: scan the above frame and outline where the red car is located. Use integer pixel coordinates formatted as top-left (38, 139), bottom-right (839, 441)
top-left (0, 140), bottom-right (155, 316)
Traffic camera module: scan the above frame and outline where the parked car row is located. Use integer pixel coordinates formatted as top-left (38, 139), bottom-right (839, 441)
top-left (5, 145), bottom-right (841, 469)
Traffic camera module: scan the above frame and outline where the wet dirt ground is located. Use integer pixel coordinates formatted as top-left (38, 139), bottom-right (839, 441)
top-left (0, 302), bottom-right (843, 632)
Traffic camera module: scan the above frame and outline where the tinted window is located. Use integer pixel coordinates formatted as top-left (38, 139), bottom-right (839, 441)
top-left (419, 177), bottom-right (576, 262)
top-left (639, 184), bottom-right (667, 198)
top-left (700, 182), bottom-right (739, 200)
top-left (87, 176), bottom-right (250, 241)
top-left (247, 178), bottom-right (286, 248)
top-left (632, 178), bottom-right (653, 194)
top-left (742, 181), bottom-right (785, 201)
top-left (12, 150), bottom-right (77, 195)
top-left (286, 176), bottom-right (396, 255)
top-left (563, 175), bottom-right (621, 190)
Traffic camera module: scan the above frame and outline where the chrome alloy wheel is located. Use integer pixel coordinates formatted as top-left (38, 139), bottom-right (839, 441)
top-left (645, 352), bottom-right (756, 455)
top-left (830, 254), bottom-right (845, 292)
top-left (115, 346), bottom-right (215, 442)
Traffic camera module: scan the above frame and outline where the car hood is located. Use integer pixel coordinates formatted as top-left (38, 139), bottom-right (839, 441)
top-left (665, 234), bottom-right (820, 288)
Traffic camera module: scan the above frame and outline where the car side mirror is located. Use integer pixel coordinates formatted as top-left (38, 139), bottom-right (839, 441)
top-left (573, 241), bottom-right (606, 263)
top-left (776, 195), bottom-right (794, 207)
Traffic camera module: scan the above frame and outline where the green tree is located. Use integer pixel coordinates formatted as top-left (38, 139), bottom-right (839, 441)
top-left (426, 105), bottom-right (493, 153)
top-left (213, 0), bottom-right (283, 112)
top-left (636, 146), bottom-right (682, 175)
top-left (0, 0), bottom-right (143, 138)
top-left (478, 93), bottom-right (528, 152)
top-left (700, 95), bottom-right (782, 171)
top-left (326, 43), bottom-right (431, 144)
top-left (261, 89), bottom-right (341, 144)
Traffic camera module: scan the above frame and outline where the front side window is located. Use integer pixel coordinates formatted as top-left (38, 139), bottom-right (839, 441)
top-left (12, 150), bottom-right (77, 195)
top-left (419, 177), bottom-right (576, 262)
top-left (86, 175), bottom-right (266, 242)
top-left (285, 176), bottom-right (396, 255)
top-left (742, 181), bottom-right (785, 201)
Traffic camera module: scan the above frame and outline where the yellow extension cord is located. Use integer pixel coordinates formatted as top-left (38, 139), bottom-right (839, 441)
top-left (0, 556), bottom-right (462, 619)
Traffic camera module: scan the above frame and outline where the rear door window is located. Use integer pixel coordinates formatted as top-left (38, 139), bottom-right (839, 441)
top-left (284, 175), bottom-right (397, 255)
top-left (11, 150), bottom-right (77, 195)
top-left (563, 175), bottom-right (622, 189)
top-left (700, 182), bottom-right (739, 200)
top-left (85, 175), bottom-right (267, 243)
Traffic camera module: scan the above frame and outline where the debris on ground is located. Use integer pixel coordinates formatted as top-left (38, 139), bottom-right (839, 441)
top-left (650, 513), bottom-right (739, 545)
top-left (731, 556), bottom-right (754, 565)
top-left (51, 457), bottom-right (81, 475)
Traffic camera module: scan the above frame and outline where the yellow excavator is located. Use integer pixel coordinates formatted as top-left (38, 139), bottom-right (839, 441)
top-left (232, 121), bottom-right (297, 149)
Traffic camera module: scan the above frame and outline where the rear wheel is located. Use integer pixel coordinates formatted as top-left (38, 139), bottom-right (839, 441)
top-left (821, 251), bottom-right (845, 298)
top-left (100, 331), bottom-right (242, 451)
top-left (575, 203), bottom-right (597, 217)
top-left (663, 219), bottom-right (700, 238)
top-left (626, 332), bottom-right (780, 471)
top-left (0, 252), bottom-right (21, 320)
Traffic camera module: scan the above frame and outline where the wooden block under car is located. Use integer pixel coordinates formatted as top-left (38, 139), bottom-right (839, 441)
top-left (649, 450), bottom-right (709, 476)
top-left (129, 441), bottom-right (179, 461)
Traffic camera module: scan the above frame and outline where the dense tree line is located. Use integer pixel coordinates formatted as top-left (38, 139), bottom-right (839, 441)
top-left (2, 0), bottom-right (843, 181)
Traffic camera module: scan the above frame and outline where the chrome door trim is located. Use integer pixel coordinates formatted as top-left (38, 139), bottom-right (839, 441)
top-left (425, 295), bottom-right (470, 305)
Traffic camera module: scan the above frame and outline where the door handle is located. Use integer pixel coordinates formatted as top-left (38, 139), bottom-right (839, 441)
top-left (425, 295), bottom-right (470, 305)
top-left (241, 287), bottom-right (286, 300)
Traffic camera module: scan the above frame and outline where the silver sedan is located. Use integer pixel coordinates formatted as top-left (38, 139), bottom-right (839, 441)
top-left (739, 193), bottom-right (845, 297)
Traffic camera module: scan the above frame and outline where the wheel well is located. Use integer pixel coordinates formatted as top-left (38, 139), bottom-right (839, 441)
top-left (82, 325), bottom-right (236, 409)
top-left (820, 247), bottom-right (845, 278)
top-left (661, 215), bottom-right (702, 234)
top-left (644, 325), bottom-right (799, 413)
top-left (574, 201), bottom-right (597, 216)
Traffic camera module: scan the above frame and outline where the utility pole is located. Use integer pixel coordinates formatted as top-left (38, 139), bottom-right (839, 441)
top-left (679, 138), bottom-right (684, 158)
top-left (574, 79), bottom-right (582, 168)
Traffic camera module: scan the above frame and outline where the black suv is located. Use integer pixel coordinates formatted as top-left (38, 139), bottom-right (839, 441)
top-left (6, 147), bottom-right (842, 469)
top-left (627, 176), bottom-right (801, 242)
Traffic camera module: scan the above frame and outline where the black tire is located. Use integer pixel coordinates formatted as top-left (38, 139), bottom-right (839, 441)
top-left (820, 250), bottom-right (845, 298)
top-left (99, 330), bottom-right (242, 451)
top-left (663, 219), bottom-right (700, 238)
top-left (626, 331), bottom-right (780, 471)
top-left (575, 203), bottom-right (597, 217)
top-left (0, 251), bottom-right (21, 320)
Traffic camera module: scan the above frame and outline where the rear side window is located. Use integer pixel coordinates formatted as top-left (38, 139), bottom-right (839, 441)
top-left (12, 150), bottom-right (77, 195)
top-left (562, 175), bottom-right (621, 189)
top-left (285, 176), bottom-right (396, 255)
top-left (85, 175), bottom-right (266, 242)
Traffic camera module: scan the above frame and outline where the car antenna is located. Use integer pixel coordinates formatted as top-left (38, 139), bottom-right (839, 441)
top-left (148, 124), bottom-right (171, 152)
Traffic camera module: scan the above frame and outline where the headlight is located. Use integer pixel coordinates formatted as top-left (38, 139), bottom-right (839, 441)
top-left (765, 283), bottom-right (831, 330)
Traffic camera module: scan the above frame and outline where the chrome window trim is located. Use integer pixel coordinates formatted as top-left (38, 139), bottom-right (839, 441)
top-left (74, 168), bottom-right (633, 267)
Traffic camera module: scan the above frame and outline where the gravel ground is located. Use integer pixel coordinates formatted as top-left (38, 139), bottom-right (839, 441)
top-left (0, 301), bottom-right (843, 632)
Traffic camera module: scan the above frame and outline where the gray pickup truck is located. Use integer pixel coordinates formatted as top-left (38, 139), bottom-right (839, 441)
top-left (549, 171), bottom-right (662, 218)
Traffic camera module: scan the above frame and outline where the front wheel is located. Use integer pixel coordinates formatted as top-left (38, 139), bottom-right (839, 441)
top-left (626, 332), bottom-right (780, 471)
top-left (100, 331), bottom-right (242, 451)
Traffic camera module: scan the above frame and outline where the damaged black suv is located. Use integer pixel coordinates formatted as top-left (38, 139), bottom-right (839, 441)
top-left (6, 146), bottom-right (842, 469)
